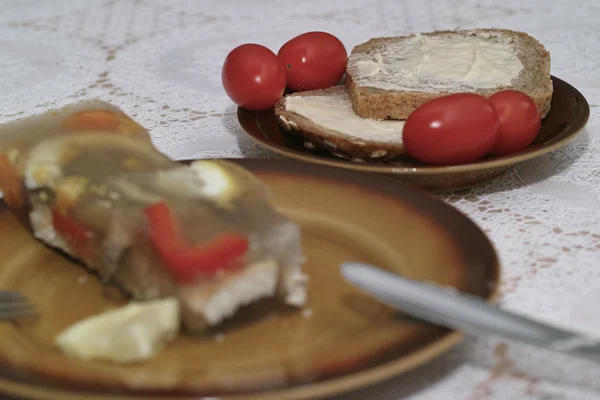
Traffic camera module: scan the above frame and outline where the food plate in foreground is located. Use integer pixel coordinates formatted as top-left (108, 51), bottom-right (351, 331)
top-left (0, 159), bottom-right (499, 400)
top-left (239, 76), bottom-right (589, 192)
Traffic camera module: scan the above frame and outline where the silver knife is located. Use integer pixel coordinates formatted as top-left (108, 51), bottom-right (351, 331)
top-left (341, 262), bottom-right (600, 365)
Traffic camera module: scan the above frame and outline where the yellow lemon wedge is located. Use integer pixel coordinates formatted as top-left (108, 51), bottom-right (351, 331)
top-left (54, 297), bottom-right (180, 364)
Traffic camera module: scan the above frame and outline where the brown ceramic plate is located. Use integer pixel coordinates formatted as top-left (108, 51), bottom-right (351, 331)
top-left (0, 159), bottom-right (499, 400)
top-left (239, 76), bottom-right (589, 192)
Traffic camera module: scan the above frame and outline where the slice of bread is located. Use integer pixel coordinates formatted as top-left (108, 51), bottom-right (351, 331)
top-left (346, 29), bottom-right (552, 120)
top-left (274, 86), bottom-right (406, 162)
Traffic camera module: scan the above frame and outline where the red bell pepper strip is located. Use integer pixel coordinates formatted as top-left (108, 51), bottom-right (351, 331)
top-left (51, 208), bottom-right (96, 260)
top-left (144, 201), bottom-right (249, 282)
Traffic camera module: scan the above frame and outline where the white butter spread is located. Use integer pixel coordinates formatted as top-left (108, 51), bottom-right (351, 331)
top-left (284, 92), bottom-right (404, 143)
top-left (348, 32), bottom-right (523, 92)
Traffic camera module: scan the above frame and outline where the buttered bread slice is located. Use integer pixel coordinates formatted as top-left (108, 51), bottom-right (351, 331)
top-left (275, 86), bottom-right (405, 162)
top-left (346, 29), bottom-right (552, 120)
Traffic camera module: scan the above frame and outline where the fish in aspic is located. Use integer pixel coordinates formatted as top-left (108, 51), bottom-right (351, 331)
top-left (0, 100), bottom-right (308, 333)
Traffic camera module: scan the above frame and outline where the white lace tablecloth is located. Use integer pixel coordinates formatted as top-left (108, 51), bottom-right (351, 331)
top-left (1, 0), bottom-right (600, 399)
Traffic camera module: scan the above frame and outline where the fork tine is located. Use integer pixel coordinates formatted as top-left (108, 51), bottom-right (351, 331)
top-left (0, 309), bottom-right (38, 320)
top-left (0, 291), bottom-right (25, 302)
top-left (0, 291), bottom-right (38, 321)
top-left (0, 302), bottom-right (36, 312)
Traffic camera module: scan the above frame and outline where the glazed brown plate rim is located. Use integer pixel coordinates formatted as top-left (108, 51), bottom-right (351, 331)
top-left (0, 158), bottom-right (501, 400)
top-left (238, 76), bottom-right (589, 175)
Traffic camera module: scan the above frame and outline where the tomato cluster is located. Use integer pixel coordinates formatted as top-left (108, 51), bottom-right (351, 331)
top-left (403, 90), bottom-right (541, 163)
top-left (222, 32), bottom-right (541, 163)
top-left (221, 32), bottom-right (347, 111)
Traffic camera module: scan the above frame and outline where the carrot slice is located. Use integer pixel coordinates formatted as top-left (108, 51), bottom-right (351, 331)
top-left (0, 154), bottom-right (25, 208)
top-left (64, 110), bottom-right (121, 132)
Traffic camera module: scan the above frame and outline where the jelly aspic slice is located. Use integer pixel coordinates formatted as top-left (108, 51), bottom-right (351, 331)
top-left (0, 102), bottom-right (308, 333)
top-left (0, 99), bottom-right (151, 209)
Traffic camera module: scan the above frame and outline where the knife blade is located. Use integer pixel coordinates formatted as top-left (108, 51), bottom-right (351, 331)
top-left (341, 261), bottom-right (600, 365)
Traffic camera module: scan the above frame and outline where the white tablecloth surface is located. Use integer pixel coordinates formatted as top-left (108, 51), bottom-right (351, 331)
top-left (1, 0), bottom-right (600, 398)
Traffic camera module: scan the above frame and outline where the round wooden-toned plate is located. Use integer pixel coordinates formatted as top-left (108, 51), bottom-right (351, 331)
top-left (0, 159), bottom-right (499, 400)
top-left (239, 76), bottom-right (589, 192)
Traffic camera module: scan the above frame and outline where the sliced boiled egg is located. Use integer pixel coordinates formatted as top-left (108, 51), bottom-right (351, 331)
top-left (23, 133), bottom-right (172, 190)
top-left (133, 160), bottom-right (242, 207)
top-left (191, 160), bottom-right (236, 198)
top-left (189, 160), bottom-right (267, 207)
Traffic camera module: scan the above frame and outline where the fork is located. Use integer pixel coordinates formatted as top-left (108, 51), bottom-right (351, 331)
top-left (0, 291), bottom-right (38, 321)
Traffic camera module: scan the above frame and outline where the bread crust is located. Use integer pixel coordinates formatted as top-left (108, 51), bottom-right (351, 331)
top-left (274, 86), bottom-right (405, 162)
top-left (346, 28), bottom-right (553, 120)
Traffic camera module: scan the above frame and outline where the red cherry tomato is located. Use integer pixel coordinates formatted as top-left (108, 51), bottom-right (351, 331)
top-left (488, 90), bottom-right (541, 156)
top-left (278, 31), bottom-right (347, 91)
top-left (222, 44), bottom-right (286, 111)
top-left (403, 94), bottom-right (500, 165)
